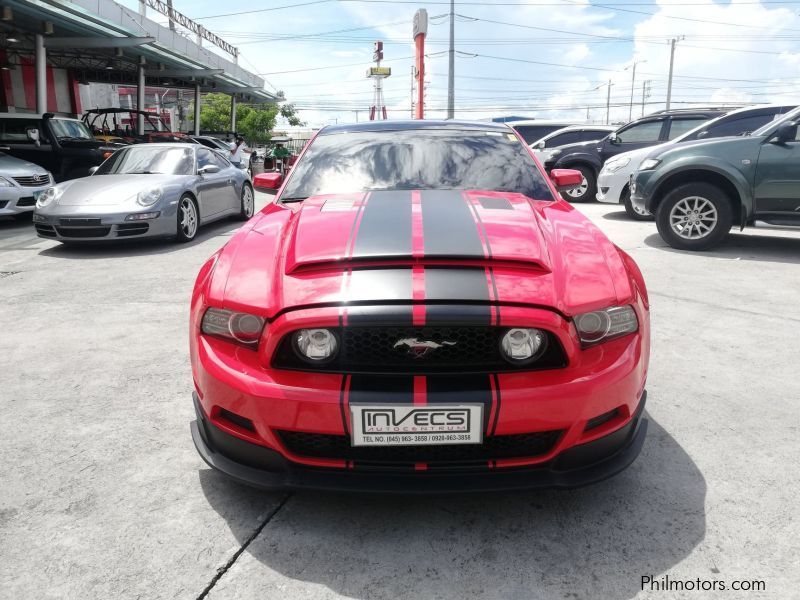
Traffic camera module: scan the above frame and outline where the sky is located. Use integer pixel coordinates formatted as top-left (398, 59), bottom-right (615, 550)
top-left (122, 0), bottom-right (800, 128)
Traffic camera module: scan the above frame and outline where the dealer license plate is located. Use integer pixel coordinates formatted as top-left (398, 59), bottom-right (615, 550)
top-left (350, 404), bottom-right (484, 446)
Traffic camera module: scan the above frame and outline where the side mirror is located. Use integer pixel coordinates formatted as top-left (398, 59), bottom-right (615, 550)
top-left (608, 132), bottom-right (620, 145)
top-left (536, 140), bottom-right (546, 150)
top-left (773, 121), bottom-right (797, 143)
top-left (198, 164), bottom-right (220, 175)
top-left (550, 168), bottom-right (584, 193)
top-left (26, 128), bottom-right (41, 147)
top-left (88, 166), bottom-right (99, 175)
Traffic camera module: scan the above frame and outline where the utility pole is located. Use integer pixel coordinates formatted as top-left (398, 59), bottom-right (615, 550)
top-left (665, 37), bottom-right (683, 110)
top-left (641, 80), bottom-right (651, 117)
top-left (626, 60), bottom-right (646, 122)
top-left (606, 79), bottom-right (612, 125)
top-left (447, 0), bottom-right (455, 119)
top-left (411, 64), bottom-right (415, 118)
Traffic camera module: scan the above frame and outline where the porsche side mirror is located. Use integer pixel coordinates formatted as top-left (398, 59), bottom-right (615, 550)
top-left (550, 168), bottom-right (584, 192)
top-left (88, 166), bottom-right (99, 175)
top-left (198, 164), bottom-right (220, 175)
top-left (772, 121), bottom-right (797, 144)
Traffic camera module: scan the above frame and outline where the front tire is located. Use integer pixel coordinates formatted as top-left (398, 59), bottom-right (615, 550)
top-left (176, 194), bottom-right (199, 243)
top-left (655, 182), bottom-right (732, 251)
top-left (237, 183), bottom-right (255, 221)
top-left (622, 187), bottom-right (653, 221)
top-left (562, 165), bottom-right (596, 203)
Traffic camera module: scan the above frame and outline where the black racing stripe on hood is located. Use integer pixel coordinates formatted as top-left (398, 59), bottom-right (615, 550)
top-left (421, 190), bottom-right (484, 257)
top-left (426, 374), bottom-right (494, 433)
top-left (425, 267), bottom-right (490, 301)
top-left (345, 269), bottom-right (414, 326)
top-left (352, 190), bottom-right (412, 258)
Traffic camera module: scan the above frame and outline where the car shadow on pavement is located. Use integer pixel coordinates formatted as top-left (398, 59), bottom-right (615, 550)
top-left (602, 210), bottom-right (653, 223)
top-left (199, 417), bottom-right (706, 600)
top-left (35, 218), bottom-right (245, 259)
top-left (643, 232), bottom-right (800, 264)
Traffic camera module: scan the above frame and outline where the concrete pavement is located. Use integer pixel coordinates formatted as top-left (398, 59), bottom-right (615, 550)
top-left (1, 197), bottom-right (798, 599)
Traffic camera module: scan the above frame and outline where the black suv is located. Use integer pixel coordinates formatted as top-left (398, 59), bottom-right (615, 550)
top-left (544, 108), bottom-right (733, 202)
top-left (0, 113), bottom-right (118, 182)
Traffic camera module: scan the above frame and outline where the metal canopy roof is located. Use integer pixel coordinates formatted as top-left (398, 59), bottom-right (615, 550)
top-left (1, 0), bottom-right (279, 103)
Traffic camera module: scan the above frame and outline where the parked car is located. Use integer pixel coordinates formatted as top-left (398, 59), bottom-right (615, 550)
top-left (0, 152), bottom-right (53, 218)
top-left (33, 143), bottom-right (253, 243)
top-left (630, 106), bottom-right (800, 250)
top-left (544, 108), bottom-right (734, 202)
top-left (191, 135), bottom-right (251, 170)
top-left (189, 119), bottom-right (650, 492)
top-left (83, 108), bottom-right (191, 144)
top-left (530, 125), bottom-right (615, 162)
top-left (598, 105), bottom-right (796, 219)
top-left (508, 119), bottom-right (583, 144)
top-left (0, 112), bottom-right (118, 181)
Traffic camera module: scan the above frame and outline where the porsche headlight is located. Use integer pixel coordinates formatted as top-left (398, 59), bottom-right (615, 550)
top-left (639, 158), bottom-right (661, 171)
top-left (602, 157), bottom-right (631, 173)
top-left (137, 187), bottom-right (163, 207)
top-left (574, 305), bottom-right (638, 347)
top-left (201, 308), bottom-right (266, 348)
top-left (35, 186), bottom-right (62, 208)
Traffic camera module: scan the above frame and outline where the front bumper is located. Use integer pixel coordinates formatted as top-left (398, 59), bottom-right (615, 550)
top-left (33, 208), bottom-right (176, 241)
top-left (596, 169), bottom-right (628, 204)
top-left (629, 171), bottom-right (656, 215)
top-left (0, 184), bottom-right (50, 216)
top-left (192, 390), bottom-right (648, 493)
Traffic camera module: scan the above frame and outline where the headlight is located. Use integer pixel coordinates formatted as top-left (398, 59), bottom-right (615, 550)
top-left (35, 186), bottom-right (62, 208)
top-left (293, 328), bottom-right (338, 362)
top-left (201, 308), bottom-right (265, 348)
top-left (0, 176), bottom-right (13, 187)
top-left (602, 157), bottom-right (631, 173)
top-left (574, 306), bottom-right (638, 347)
top-left (639, 158), bottom-right (661, 171)
top-left (500, 328), bottom-right (548, 364)
top-left (137, 187), bottom-right (163, 207)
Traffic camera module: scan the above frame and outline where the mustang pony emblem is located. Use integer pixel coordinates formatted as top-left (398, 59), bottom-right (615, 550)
top-left (393, 337), bottom-right (457, 358)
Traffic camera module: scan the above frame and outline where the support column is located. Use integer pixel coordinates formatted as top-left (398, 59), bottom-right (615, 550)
top-left (35, 34), bottom-right (46, 113)
top-left (230, 94), bottom-right (237, 133)
top-left (137, 57), bottom-right (146, 135)
top-left (193, 84), bottom-right (200, 135)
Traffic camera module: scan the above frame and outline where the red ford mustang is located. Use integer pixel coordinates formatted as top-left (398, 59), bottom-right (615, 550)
top-left (190, 120), bottom-right (650, 492)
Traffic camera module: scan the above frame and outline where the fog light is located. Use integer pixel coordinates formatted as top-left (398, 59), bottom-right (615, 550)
top-left (294, 328), bottom-right (338, 362)
top-left (500, 328), bottom-right (547, 364)
top-left (125, 211), bottom-right (160, 221)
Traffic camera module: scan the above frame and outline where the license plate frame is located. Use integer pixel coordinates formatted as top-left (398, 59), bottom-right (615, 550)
top-left (350, 403), bottom-right (484, 447)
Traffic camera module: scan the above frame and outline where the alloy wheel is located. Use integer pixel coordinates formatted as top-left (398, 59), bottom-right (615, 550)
top-left (669, 196), bottom-right (718, 240)
top-left (243, 185), bottom-right (254, 217)
top-left (566, 176), bottom-right (589, 199)
top-left (180, 197), bottom-right (198, 239)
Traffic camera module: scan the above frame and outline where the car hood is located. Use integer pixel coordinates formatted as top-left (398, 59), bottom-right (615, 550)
top-left (54, 174), bottom-right (184, 206)
top-left (214, 190), bottom-right (634, 319)
top-left (641, 134), bottom-right (758, 163)
top-left (0, 153), bottom-right (50, 176)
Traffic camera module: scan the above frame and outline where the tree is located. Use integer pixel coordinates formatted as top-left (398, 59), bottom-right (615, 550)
top-left (189, 93), bottom-right (303, 143)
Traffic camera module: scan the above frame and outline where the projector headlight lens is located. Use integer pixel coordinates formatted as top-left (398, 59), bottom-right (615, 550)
top-left (294, 328), bottom-right (338, 362)
top-left (500, 328), bottom-right (548, 364)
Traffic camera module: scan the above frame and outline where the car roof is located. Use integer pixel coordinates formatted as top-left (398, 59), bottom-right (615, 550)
top-left (320, 119), bottom-right (512, 135)
top-left (505, 119), bottom-right (584, 126)
top-left (0, 113), bottom-right (82, 122)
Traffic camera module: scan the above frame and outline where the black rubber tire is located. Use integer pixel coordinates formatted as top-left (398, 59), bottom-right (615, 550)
top-left (237, 183), bottom-right (255, 221)
top-left (176, 194), bottom-right (199, 243)
top-left (622, 186), bottom-right (653, 221)
top-left (655, 182), bottom-right (733, 251)
top-left (561, 164), bottom-right (596, 203)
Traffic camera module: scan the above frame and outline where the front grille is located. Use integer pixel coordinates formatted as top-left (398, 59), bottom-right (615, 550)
top-left (16, 196), bottom-right (35, 207)
top-left (277, 429), bottom-right (563, 466)
top-left (59, 218), bottom-right (101, 226)
top-left (55, 226), bottom-right (111, 238)
top-left (273, 326), bottom-right (567, 373)
top-left (116, 223), bottom-right (149, 237)
top-left (13, 175), bottom-right (50, 187)
top-left (0, 200), bottom-right (7, 209)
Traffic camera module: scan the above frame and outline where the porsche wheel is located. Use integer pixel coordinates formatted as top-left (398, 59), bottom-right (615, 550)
top-left (237, 183), bottom-right (255, 221)
top-left (656, 183), bottom-right (732, 251)
top-left (177, 195), bottom-right (199, 243)
top-left (623, 187), bottom-right (653, 221)
top-left (562, 165), bottom-right (595, 203)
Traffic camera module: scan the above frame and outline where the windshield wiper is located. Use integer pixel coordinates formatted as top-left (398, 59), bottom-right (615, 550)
top-left (280, 196), bottom-right (308, 203)
top-left (58, 136), bottom-right (91, 141)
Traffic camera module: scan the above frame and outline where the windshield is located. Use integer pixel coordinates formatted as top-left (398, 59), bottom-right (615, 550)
top-left (49, 119), bottom-right (94, 141)
top-left (281, 128), bottom-right (554, 201)
top-left (751, 106), bottom-right (800, 137)
top-left (95, 146), bottom-right (194, 175)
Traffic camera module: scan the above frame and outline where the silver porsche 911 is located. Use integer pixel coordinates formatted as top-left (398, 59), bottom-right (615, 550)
top-left (33, 143), bottom-right (254, 243)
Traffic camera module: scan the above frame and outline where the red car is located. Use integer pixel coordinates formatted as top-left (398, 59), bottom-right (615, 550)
top-left (190, 120), bottom-right (650, 492)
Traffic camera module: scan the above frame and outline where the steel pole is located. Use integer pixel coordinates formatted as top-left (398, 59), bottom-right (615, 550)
top-left (230, 94), bottom-right (237, 133)
top-left (194, 84), bottom-right (201, 135)
top-left (606, 80), bottom-right (611, 125)
top-left (666, 38), bottom-right (677, 110)
top-left (35, 34), bottom-right (46, 114)
top-left (447, 0), bottom-right (454, 119)
top-left (628, 62), bottom-right (636, 122)
top-left (137, 58), bottom-right (146, 135)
